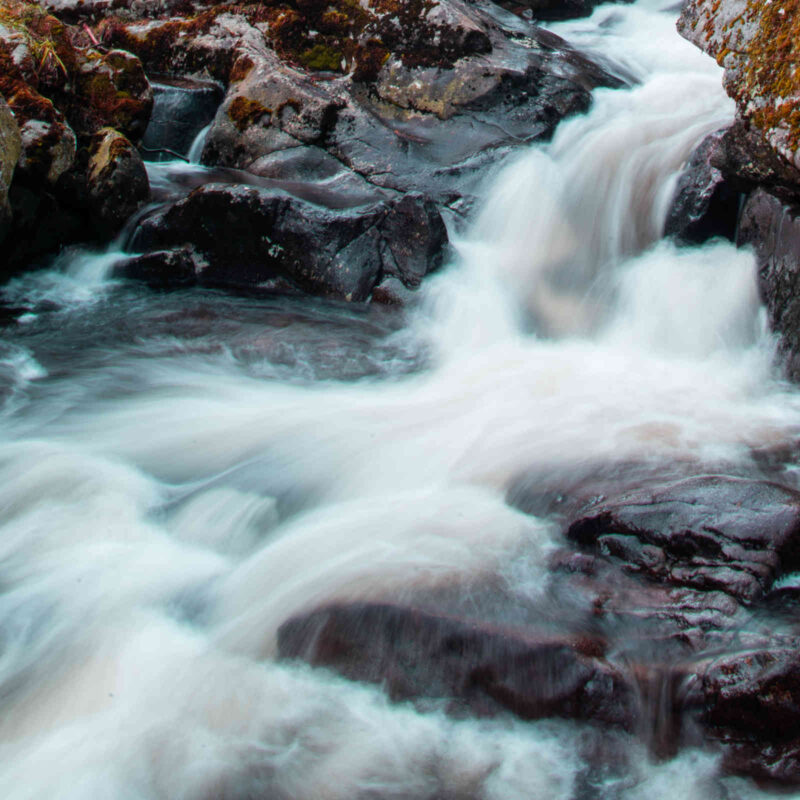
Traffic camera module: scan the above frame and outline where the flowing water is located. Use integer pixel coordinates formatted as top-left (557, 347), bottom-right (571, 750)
top-left (1, 1), bottom-right (800, 798)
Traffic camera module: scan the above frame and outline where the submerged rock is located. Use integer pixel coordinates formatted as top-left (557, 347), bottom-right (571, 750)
top-left (278, 602), bottom-right (638, 728)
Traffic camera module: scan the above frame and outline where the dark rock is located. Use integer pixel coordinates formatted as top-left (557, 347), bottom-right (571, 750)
top-left (141, 76), bottom-right (223, 160)
top-left (112, 248), bottom-right (197, 288)
top-left (500, 0), bottom-right (633, 22)
top-left (129, 184), bottom-right (448, 301)
top-left (87, 127), bottom-right (150, 235)
top-left (278, 602), bottom-right (638, 728)
top-left (664, 128), bottom-right (741, 245)
top-left (738, 188), bottom-right (800, 380)
top-left (565, 475), bottom-right (800, 604)
top-left (711, 119), bottom-right (800, 200)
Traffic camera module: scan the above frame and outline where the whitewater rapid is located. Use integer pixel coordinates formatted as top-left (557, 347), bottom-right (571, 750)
top-left (1, 1), bottom-right (799, 798)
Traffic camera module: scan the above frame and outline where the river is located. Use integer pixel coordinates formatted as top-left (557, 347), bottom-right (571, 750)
top-left (0, 1), bottom-right (799, 797)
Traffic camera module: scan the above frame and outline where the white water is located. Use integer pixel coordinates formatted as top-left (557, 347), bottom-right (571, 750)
top-left (1, 1), bottom-right (800, 798)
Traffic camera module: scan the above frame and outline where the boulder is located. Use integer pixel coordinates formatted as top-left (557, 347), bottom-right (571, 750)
top-left (664, 128), bottom-right (740, 245)
top-left (86, 127), bottom-right (150, 235)
top-left (128, 184), bottom-right (448, 301)
top-left (738, 188), bottom-right (800, 380)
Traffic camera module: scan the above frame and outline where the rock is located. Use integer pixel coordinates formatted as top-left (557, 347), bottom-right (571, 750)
top-left (112, 248), bottom-right (197, 288)
top-left (0, 98), bottom-right (21, 241)
top-left (678, 0), bottom-right (800, 188)
top-left (565, 475), bottom-right (800, 604)
top-left (141, 76), bottom-right (223, 159)
top-left (16, 109), bottom-right (77, 185)
top-left (664, 128), bottom-right (740, 245)
top-left (128, 184), bottom-right (448, 301)
top-left (738, 188), bottom-right (800, 380)
top-left (95, 0), bottom-right (620, 217)
top-left (502, 0), bottom-right (632, 22)
top-left (711, 119), bottom-right (800, 198)
top-left (86, 127), bottom-right (150, 235)
top-left (278, 602), bottom-right (639, 728)
top-left (683, 645), bottom-right (800, 785)
top-left (0, 3), bottom-right (153, 269)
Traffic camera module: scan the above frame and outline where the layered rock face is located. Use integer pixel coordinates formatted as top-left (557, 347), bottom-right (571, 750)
top-left (674, 0), bottom-right (800, 380)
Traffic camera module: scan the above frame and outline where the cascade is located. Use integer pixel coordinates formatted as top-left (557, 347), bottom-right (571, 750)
top-left (0, 1), bottom-right (798, 798)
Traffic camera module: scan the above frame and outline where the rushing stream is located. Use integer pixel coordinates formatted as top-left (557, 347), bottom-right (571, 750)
top-left (2, 1), bottom-right (800, 798)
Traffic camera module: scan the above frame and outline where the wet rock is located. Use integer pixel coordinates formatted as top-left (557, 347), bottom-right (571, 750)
top-left (664, 128), bottom-right (740, 245)
top-left (141, 76), bottom-right (223, 160)
top-left (565, 475), bottom-right (800, 604)
top-left (129, 184), bottom-right (448, 301)
top-left (738, 188), bottom-right (800, 381)
top-left (87, 127), bottom-right (149, 235)
top-left (94, 0), bottom-right (620, 218)
top-left (503, 0), bottom-right (632, 22)
top-left (0, 98), bottom-right (21, 242)
top-left (113, 248), bottom-right (197, 288)
top-left (278, 602), bottom-right (638, 728)
top-left (683, 645), bottom-right (800, 785)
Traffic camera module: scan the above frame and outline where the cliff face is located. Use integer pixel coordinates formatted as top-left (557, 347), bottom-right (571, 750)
top-left (678, 0), bottom-right (800, 185)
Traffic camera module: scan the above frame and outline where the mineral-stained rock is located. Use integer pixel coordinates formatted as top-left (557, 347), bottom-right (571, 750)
top-left (664, 128), bottom-right (740, 245)
top-left (738, 188), bottom-right (800, 380)
top-left (128, 184), bottom-right (448, 301)
top-left (0, 98), bottom-right (21, 242)
top-left (0, 2), bottom-right (153, 269)
top-left (678, 0), bottom-right (800, 187)
top-left (86, 127), bottom-right (150, 235)
top-left (278, 602), bottom-right (639, 728)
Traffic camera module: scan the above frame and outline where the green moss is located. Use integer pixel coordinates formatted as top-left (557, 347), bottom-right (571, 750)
top-left (298, 43), bottom-right (343, 71)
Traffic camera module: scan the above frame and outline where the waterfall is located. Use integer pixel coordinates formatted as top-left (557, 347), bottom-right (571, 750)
top-left (0, 2), bottom-right (797, 799)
